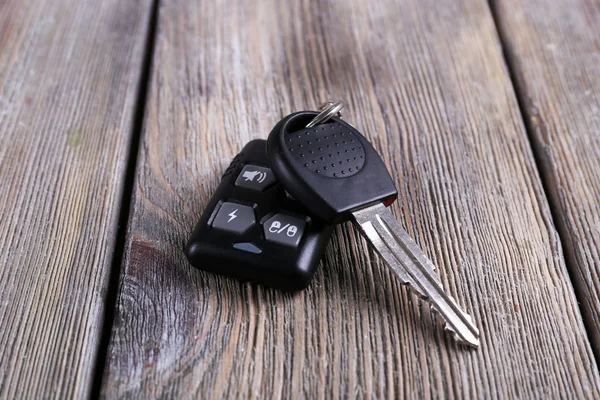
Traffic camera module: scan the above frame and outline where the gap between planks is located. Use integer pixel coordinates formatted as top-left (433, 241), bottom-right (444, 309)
top-left (90, 0), bottom-right (162, 396)
top-left (487, 0), bottom-right (600, 365)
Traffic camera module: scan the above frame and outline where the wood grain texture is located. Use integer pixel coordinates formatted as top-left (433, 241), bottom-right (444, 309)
top-left (101, 0), bottom-right (600, 398)
top-left (0, 0), bottom-right (152, 397)
top-left (491, 0), bottom-right (600, 355)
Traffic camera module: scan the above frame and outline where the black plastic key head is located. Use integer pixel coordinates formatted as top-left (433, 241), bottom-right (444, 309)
top-left (267, 111), bottom-right (398, 223)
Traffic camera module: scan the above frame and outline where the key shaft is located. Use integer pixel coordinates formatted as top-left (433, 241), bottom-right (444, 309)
top-left (352, 203), bottom-right (480, 347)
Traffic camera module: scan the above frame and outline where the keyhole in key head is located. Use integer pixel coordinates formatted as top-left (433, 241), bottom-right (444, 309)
top-left (285, 121), bottom-right (366, 178)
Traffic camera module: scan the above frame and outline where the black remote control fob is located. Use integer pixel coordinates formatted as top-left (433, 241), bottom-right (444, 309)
top-left (185, 139), bottom-right (334, 291)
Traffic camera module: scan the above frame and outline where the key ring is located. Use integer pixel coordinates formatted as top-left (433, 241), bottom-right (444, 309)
top-left (305, 100), bottom-right (344, 128)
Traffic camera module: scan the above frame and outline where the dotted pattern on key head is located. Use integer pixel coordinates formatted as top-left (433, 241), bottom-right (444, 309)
top-left (285, 122), bottom-right (366, 178)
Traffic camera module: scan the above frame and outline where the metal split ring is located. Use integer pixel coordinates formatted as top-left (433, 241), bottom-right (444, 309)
top-left (306, 100), bottom-right (344, 128)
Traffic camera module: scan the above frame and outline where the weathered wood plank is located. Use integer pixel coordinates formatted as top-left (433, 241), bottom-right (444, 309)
top-left (491, 0), bottom-right (600, 356)
top-left (0, 0), bottom-right (153, 397)
top-left (101, 0), bottom-right (600, 397)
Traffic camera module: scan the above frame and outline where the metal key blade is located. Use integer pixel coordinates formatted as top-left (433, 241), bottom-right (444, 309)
top-left (352, 203), bottom-right (480, 347)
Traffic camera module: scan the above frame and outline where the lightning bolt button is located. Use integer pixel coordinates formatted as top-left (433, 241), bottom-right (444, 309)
top-left (212, 202), bottom-right (256, 234)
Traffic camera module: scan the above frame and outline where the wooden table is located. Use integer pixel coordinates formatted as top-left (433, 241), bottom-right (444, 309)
top-left (1, 0), bottom-right (600, 398)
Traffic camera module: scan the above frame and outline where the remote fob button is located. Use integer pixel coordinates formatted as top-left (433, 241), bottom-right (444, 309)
top-left (211, 202), bottom-right (255, 234)
top-left (235, 165), bottom-right (277, 191)
top-left (233, 242), bottom-right (262, 254)
top-left (263, 214), bottom-right (306, 247)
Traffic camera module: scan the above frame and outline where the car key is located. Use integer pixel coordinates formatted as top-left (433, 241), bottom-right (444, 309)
top-left (266, 102), bottom-right (480, 347)
top-left (185, 139), bottom-right (334, 291)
